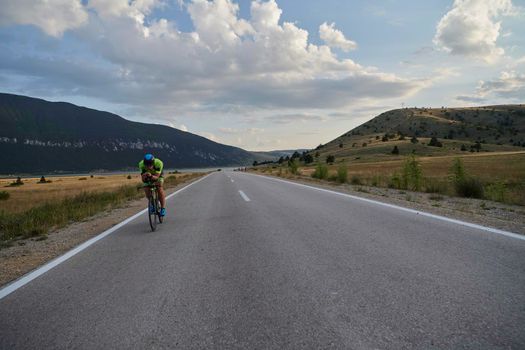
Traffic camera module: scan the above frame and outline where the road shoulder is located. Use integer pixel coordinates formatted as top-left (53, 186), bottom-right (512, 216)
top-left (0, 174), bottom-right (206, 287)
top-left (248, 171), bottom-right (525, 236)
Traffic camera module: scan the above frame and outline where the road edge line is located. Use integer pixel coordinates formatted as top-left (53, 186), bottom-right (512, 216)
top-left (247, 173), bottom-right (525, 241)
top-left (0, 173), bottom-right (213, 300)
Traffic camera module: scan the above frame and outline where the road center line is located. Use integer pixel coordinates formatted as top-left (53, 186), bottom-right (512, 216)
top-left (0, 173), bottom-right (214, 300)
top-left (239, 190), bottom-right (251, 202)
top-left (248, 173), bottom-right (525, 241)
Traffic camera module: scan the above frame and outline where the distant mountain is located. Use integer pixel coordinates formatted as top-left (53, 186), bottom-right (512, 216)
top-left (251, 149), bottom-right (309, 161)
top-left (0, 93), bottom-right (258, 173)
top-left (310, 105), bottom-right (525, 162)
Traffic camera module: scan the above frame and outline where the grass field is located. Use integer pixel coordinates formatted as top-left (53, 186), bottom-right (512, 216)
top-left (0, 172), bottom-right (203, 246)
top-left (0, 173), bottom-right (193, 214)
top-left (256, 152), bottom-right (525, 205)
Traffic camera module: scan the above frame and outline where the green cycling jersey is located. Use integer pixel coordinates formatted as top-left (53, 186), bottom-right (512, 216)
top-left (139, 158), bottom-right (164, 176)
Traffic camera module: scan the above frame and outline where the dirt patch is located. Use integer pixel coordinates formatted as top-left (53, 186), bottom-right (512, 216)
top-left (0, 174), bottom-right (206, 287)
top-left (252, 171), bottom-right (525, 236)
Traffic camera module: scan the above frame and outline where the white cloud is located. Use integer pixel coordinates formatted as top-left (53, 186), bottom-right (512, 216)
top-left (0, 0), bottom-right (427, 123)
top-left (434, 0), bottom-right (516, 63)
top-left (457, 70), bottom-right (525, 102)
top-left (477, 70), bottom-right (525, 99)
top-left (0, 0), bottom-right (88, 37)
top-left (319, 22), bottom-right (357, 52)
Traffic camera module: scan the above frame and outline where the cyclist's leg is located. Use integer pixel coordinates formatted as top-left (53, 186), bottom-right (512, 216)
top-left (144, 186), bottom-right (152, 199)
top-left (157, 177), bottom-right (166, 208)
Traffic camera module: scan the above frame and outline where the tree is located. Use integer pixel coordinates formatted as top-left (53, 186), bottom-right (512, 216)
top-left (460, 144), bottom-right (467, 151)
top-left (391, 145), bottom-right (399, 155)
top-left (411, 136), bottom-right (418, 144)
top-left (326, 155), bottom-right (335, 163)
top-left (428, 137), bottom-right (443, 147)
top-left (278, 156), bottom-right (284, 164)
top-left (339, 142), bottom-right (343, 148)
top-left (303, 154), bottom-right (314, 164)
top-left (382, 135), bottom-right (389, 142)
top-left (252, 160), bottom-right (258, 166)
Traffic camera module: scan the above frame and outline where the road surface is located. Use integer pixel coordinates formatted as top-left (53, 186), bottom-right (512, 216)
top-left (1, 171), bottom-right (524, 349)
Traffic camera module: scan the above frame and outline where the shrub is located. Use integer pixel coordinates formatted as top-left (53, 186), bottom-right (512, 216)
top-left (350, 175), bottom-right (362, 185)
top-left (455, 177), bottom-right (484, 198)
top-left (127, 175), bottom-right (132, 179)
top-left (289, 159), bottom-right (300, 175)
top-left (410, 136), bottom-right (418, 144)
top-left (401, 155), bottom-right (422, 191)
top-left (312, 163), bottom-right (328, 180)
top-left (424, 179), bottom-right (447, 194)
top-left (391, 146), bottom-right (399, 155)
top-left (485, 181), bottom-right (507, 202)
top-left (336, 164), bottom-right (348, 183)
top-left (326, 155), bottom-right (335, 164)
top-left (428, 137), bottom-right (443, 147)
top-left (8, 177), bottom-right (24, 187)
top-left (37, 176), bottom-right (51, 184)
top-left (389, 173), bottom-right (402, 189)
top-left (450, 158), bottom-right (483, 198)
top-left (0, 191), bottom-right (9, 200)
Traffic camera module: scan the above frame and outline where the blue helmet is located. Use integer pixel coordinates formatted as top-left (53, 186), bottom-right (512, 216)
top-left (144, 153), bottom-right (154, 166)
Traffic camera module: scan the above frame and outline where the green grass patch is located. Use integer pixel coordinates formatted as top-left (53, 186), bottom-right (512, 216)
top-left (0, 185), bottom-right (142, 245)
top-left (0, 191), bottom-right (9, 201)
top-left (312, 163), bottom-right (328, 180)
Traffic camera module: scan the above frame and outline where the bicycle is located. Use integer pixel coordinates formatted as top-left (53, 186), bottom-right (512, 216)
top-left (144, 182), bottom-right (163, 231)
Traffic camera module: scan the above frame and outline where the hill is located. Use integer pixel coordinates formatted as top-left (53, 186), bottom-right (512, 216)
top-left (312, 105), bottom-right (525, 163)
top-left (0, 93), bottom-right (257, 173)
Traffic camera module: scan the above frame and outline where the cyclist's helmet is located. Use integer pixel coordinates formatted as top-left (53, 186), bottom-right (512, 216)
top-left (144, 153), bottom-right (154, 166)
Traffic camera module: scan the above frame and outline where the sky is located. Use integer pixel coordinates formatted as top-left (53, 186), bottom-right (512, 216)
top-left (0, 0), bottom-right (524, 151)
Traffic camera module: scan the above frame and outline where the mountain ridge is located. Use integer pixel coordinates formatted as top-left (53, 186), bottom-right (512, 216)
top-left (0, 93), bottom-right (258, 173)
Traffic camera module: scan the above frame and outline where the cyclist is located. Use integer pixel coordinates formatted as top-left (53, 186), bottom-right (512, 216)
top-left (139, 153), bottom-right (166, 217)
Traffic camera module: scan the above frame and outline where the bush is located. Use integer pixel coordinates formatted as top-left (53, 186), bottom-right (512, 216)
top-left (326, 155), bottom-right (335, 164)
top-left (391, 146), bottom-right (399, 155)
top-left (428, 137), bottom-right (443, 147)
top-left (336, 164), bottom-right (348, 183)
top-left (485, 181), bottom-right (507, 202)
top-left (350, 175), bottom-right (362, 185)
top-left (389, 173), bottom-right (402, 189)
top-left (424, 179), bottom-right (447, 194)
top-left (450, 158), bottom-right (483, 198)
top-left (0, 191), bottom-right (9, 200)
top-left (127, 175), bottom-right (132, 179)
top-left (455, 177), bottom-right (484, 198)
top-left (410, 136), bottom-right (418, 144)
top-left (401, 155), bottom-right (422, 191)
top-left (312, 163), bottom-right (328, 180)
top-left (8, 177), bottom-right (24, 186)
top-left (289, 159), bottom-right (300, 175)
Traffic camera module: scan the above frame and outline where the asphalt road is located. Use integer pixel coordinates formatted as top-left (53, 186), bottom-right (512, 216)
top-left (1, 171), bottom-right (524, 349)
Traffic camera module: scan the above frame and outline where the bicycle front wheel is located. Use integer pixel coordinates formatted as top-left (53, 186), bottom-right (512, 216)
top-left (148, 196), bottom-right (157, 231)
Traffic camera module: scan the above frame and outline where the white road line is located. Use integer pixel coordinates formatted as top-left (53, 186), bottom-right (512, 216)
top-left (0, 173), bottom-right (214, 300)
top-left (248, 173), bottom-right (525, 241)
top-left (239, 190), bottom-right (251, 202)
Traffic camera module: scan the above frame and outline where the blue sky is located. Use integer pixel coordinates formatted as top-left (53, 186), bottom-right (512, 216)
top-left (1, 0), bottom-right (524, 150)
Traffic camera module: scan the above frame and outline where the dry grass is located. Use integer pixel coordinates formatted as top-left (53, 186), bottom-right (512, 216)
top-left (258, 152), bottom-right (525, 205)
top-left (0, 173), bottom-right (193, 214)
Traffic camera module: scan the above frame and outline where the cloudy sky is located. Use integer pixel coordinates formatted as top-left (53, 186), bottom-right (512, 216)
top-left (1, 0), bottom-right (524, 151)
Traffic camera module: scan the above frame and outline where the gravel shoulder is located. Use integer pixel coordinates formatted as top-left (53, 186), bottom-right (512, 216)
top-left (0, 175), bottom-right (205, 287)
top-left (250, 171), bottom-right (525, 236)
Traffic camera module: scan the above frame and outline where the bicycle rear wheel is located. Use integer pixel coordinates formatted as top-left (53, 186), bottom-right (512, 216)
top-left (148, 196), bottom-right (157, 231)
top-left (157, 198), bottom-right (163, 224)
